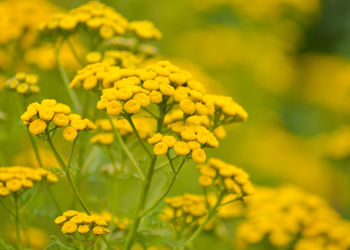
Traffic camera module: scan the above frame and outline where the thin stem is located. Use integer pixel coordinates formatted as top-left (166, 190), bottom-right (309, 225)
top-left (26, 130), bottom-right (43, 167)
top-left (126, 116), bottom-right (152, 156)
top-left (47, 186), bottom-right (62, 214)
top-left (107, 116), bottom-right (145, 181)
top-left (55, 40), bottom-right (81, 113)
top-left (185, 191), bottom-right (225, 247)
top-left (140, 157), bottom-right (186, 217)
top-left (46, 131), bottom-right (90, 214)
top-left (67, 39), bottom-right (85, 66)
top-left (20, 182), bottom-right (42, 214)
top-left (123, 156), bottom-right (157, 250)
top-left (166, 152), bottom-right (175, 173)
top-left (143, 108), bottom-right (158, 119)
top-left (0, 199), bottom-right (14, 217)
top-left (14, 194), bottom-right (22, 248)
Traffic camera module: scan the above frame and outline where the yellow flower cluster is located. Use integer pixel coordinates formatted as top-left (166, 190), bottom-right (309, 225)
top-left (55, 210), bottom-right (110, 236)
top-left (69, 63), bottom-right (120, 90)
top-left (39, 1), bottom-right (128, 40)
top-left (162, 194), bottom-right (207, 230)
top-left (21, 99), bottom-right (96, 140)
top-left (91, 117), bottom-right (154, 146)
top-left (148, 123), bottom-right (213, 164)
top-left (205, 95), bottom-right (248, 126)
top-left (164, 109), bottom-right (227, 139)
top-left (197, 158), bottom-right (254, 197)
top-left (0, 166), bottom-right (58, 197)
top-left (5, 72), bottom-right (39, 95)
top-left (0, 0), bottom-right (59, 47)
top-left (129, 20), bottom-right (162, 40)
top-left (85, 50), bottom-right (142, 68)
top-left (235, 186), bottom-right (350, 250)
top-left (96, 60), bottom-right (210, 116)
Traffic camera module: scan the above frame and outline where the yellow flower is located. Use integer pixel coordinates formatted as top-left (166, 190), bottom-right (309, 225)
top-left (29, 119), bottom-right (47, 135)
top-left (92, 226), bottom-right (105, 235)
top-left (54, 216), bottom-right (67, 225)
top-left (53, 103), bottom-right (71, 114)
top-left (143, 80), bottom-right (159, 90)
top-left (83, 76), bottom-right (98, 90)
top-left (162, 135), bottom-right (177, 147)
top-left (78, 225), bottom-right (90, 234)
top-left (53, 113), bottom-right (69, 127)
top-left (174, 141), bottom-right (191, 155)
top-left (180, 99), bottom-right (195, 114)
top-left (71, 119), bottom-right (87, 130)
top-left (106, 100), bottom-right (122, 116)
top-left (0, 187), bottom-right (10, 196)
top-left (47, 174), bottom-right (58, 183)
top-left (63, 210), bottom-right (78, 217)
top-left (148, 133), bottom-right (163, 144)
top-left (124, 100), bottom-right (141, 114)
top-left (63, 127), bottom-right (78, 141)
top-left (59, 16), bottom-right (77, 30)
top-left (99, 25), bottom-right (114, 39)
top-left (21, 109), bottom-right (37, 121)
top-left (6, 179), bottom-right (22, 192)
top-left (133, 93), bottom-right (150, 107)
top-left (86, 51), bottom-right (102, 64)
top-left (61, 221), bottom-right (77, 234)
top-left (153, 142), bottom-right (168, 156)
top-left (191, 148), bottom-right (206, 164)
top-left (149, 90), bottom-right (163, 104)
top-left (198, 175), bottom-right (212, 187)
top-left (38, 106), bottom-right (54, 121)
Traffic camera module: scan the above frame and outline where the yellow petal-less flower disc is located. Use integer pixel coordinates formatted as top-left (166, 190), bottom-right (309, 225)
top-left (29, 119), bottom-right (47, 135)
top-left (63, 127), bottom-right (78, 141)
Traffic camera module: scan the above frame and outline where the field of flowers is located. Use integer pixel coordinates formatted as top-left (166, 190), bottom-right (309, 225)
top-left (1, 0), bottom-right (350, 249)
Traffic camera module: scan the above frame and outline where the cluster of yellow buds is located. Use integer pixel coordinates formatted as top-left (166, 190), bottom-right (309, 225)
top-left (162, 194), bottom-right (207, 231)
top-left (129, 20), bottom-right (162, 40)
top-left (205, 95), bottom-right (248, 128)
top-left (164, 110), bottom-right (227, 139)
top-left (5, 72), bottom-right (39, 95)
top-left (20, 99), bottom-right (96, 141)
top-left (235, 186), bottom-right (350, 250)
top-left (55, 210), bottom-right (110, 237)
top-left (91, 117), bottom-right (154, 146)
top-left (69, 63), bottom-right (120, 90)
top-left (0, 166), bottom-right (58, 197)
top-left (148, 128), bottom-right (208, 164)
top-left (39, 1), bottom-right (128, 40)
top-left (197, 158), bottom-right (254, 197)
top-left (85, 50), bottom-right (142, 68)
top-left (95, 60), bottom-right (210, 116)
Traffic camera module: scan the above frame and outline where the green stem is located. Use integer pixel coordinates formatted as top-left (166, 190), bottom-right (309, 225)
top-left (47, 186), bottom-right (62, 214)
top-left (140, 157), bottom-right (186, 217)
top-left (0, 199), bottom-right (14, 217)
top-left (20, 182), bottom-right (42, 214)
top-left (14, 194), bottom-right (22, 248)
top-left (126, 116), bottom-right (152, 156)
top-left (46, 131), bottom-right (90, 214)
top-left (166, 152), bottom-right (175, 173)
top-left (107, 116), bottom-right (145, 181)
top-left (185, 192), bottom-right (225, 247)
top-left (55, 40), bottom-right (81, 113)
top-left (67, 39), bottom-right (85, 66)
top-left (123, 156), bottom-right (157, 250)
top-left (26, 130), bottom-right (43, 167)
